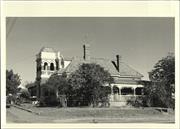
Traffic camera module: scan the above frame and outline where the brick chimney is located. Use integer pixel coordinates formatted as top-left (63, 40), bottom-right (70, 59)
top-left (83, 44), bottom-right (90, 61)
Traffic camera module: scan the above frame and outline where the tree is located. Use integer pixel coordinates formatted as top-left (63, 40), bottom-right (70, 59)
top-left (25, 81), bottom-right (37, 97)
top-left (46, 72), bottom-right (69, 95)
top-left (147, 54), bottom-right (175, 108)
top-left (40, 83), bottom-right (58, 106)
top-left (140, 81), bottom-right (168, 107)
top-left (68, 63), bottom-right (113, 107)
top-left (41, 72), bottom-right (69, 106)
top-left (19, 88), bottom-right (31, 99)
top-left (6, 69), bottom-right (21, 95)
top-left (149, 53), bottom-right (175, 92)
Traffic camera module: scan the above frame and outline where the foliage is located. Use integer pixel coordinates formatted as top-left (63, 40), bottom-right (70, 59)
top-left (68, 63), bottom-right (113, 107)
top-left (40, 83), bottom-right (58, 106)
top-left (19, 88), bottom-right (31, 99)
top-left (145, 54), bottom-right (175, 108)
top-left (40, 72), bottom-right (69, 106)
top-left (25, 81), bottom-right (37, 96)
top-left (39, 63), bottom-right (113, 107)
top-left (144, 82), bottom-right (167, 107)
top-left (127, 96), bottom-right (144, 107)
top-left (6, 69), bottom-right (21, 95)
top-left (149, 54), bottom-right (175, 93)
top-left (47, 72), bottom-right (69, 95)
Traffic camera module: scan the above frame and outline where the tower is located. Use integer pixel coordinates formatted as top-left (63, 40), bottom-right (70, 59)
top-left (36, 47), bottom-right (64, 98)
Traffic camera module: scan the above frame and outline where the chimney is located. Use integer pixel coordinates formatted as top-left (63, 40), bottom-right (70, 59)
top-left (112, 55), bottom-right (121, 72)
top-left (116, 55), bottom-right (122, 72)
top-left (83, 44), bottom-right (90, 61)
top-left (116, 55), bottom-right (120, 72)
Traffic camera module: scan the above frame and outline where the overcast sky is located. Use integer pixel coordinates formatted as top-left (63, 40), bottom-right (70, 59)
top-left (6, 17), bottom-right (174, 84)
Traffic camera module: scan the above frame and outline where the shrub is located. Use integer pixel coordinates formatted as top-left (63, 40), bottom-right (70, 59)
top-left (128, 96), bottom-right (145, 107)
top-left (40, 85), bottom-right (58, 106)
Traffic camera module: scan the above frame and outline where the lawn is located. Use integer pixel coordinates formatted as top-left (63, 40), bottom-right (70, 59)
top-left (6, 104), bottom-right (175, 123)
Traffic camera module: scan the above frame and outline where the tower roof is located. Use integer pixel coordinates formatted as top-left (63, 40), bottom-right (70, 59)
top-left (40, 47), bottom-right (55, 53)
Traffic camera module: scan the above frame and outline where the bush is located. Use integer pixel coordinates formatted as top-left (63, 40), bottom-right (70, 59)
top-left (19, 89), bottom-right (30, 99)
top-left (40, 86), bottom-right (58, 106)
top-left (127, 96), bottom-right (144, 107)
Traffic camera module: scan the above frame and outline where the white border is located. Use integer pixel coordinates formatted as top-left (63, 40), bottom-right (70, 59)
top-left (1, 1), bottom-right (179, 129)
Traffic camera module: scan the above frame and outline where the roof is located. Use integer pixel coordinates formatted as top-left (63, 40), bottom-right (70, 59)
top-left (57, 57), bottom-right (143, 78)
top-left (118, 62), bottom-right (143, 77)
top-left (40, 47), bottom-right (55, 53)
top-left (113, 78), bottom-right (140, 84)
top-left (26, 83), bottom-right (36, 89)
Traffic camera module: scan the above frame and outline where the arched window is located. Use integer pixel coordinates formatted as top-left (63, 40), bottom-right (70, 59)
top-left (44, 62), bottom-right (48, 70)
top-left (50, 63), bottom-right (54, 71)
top-left (113, 85), bottom-right (119, 94)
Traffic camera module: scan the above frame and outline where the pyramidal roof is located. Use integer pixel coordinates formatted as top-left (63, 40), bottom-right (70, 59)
top-left (57, 57), bottom-right (143, 78)
top-left (40, 47), bottom-right (55, 53)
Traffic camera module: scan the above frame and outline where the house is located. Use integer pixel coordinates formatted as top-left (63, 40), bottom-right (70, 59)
top-left (34, 44), bottom-right (144, 106)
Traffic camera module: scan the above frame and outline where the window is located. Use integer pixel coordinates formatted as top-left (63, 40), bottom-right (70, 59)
top-left (121, 87), bottom-right (134, 95)
top-left (113, 85), bottom-right (119, 94)
top-left (50, 63), bottom-right (54, 71)
top-left (44, 62), bottom-right (48, 70)
top-left (135, 87), bottom-right (143, 95)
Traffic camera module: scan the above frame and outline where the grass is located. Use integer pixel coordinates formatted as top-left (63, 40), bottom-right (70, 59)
top-left (6, 103), bottom-right (175, 123)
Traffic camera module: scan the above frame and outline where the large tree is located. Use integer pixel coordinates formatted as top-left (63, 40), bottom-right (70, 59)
top-left (41, 72), bottom-right (69, 106)
top-left (68, 63), bottom-right (113, 107)
top-left (6, 69), bottom-right (21, 95)
top-left (46, 72), bottom-right (69, 95)
top-left (147, 54), bottom-right (175, 108)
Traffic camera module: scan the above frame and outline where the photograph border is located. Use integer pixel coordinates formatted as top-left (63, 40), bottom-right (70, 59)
top-left (1, 1), bottom-right (179, 129)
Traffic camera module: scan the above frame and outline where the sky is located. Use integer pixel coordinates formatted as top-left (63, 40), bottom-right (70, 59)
top-left (6, 17), bottom-right (174, 84)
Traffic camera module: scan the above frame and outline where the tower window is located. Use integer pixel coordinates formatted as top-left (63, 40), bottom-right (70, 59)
top-left (50, 63), bottom-right (54, 71)
top-left (44, 62), bottom-right (48, 70)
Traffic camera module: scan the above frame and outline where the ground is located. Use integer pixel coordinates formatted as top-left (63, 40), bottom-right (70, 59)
top-left (6, 104), bottom-right (175, 123)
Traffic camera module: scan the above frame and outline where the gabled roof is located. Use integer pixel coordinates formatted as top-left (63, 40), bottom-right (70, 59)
top-left (57, 57), bottom-right (143, 78)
